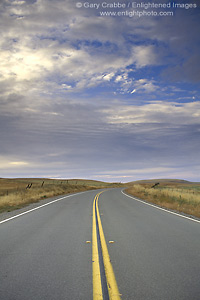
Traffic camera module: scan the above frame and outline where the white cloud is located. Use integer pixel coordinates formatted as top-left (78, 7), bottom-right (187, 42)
top-left (103, 101), bottom-right (200, 125)
top-left (61, 84), bottom-right (72, 89)
top-left (115, 75), bottom-right (123, 82)
top-left (102, 72), bottom-right (115, 81)
top-left (132, 45), bottom-right (157, 68)
top-left (9, 161), bottom-right (29, 166)
top-left (133, 79), bottom-right (158, 93)
top-left (11, 1), bottom-right (26, 5)
top-left (0, 1), bottom-right (162, 95)
top-left (0, 45), bottom-right (54, 81)
top-left (0, 156), bottom-right (30, 169)
top-left (96, 167), bottom-right (174, 176)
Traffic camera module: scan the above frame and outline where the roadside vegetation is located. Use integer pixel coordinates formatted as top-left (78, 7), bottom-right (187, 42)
top-left (2, 177), bottom-right (200, 218)
top-left (0, 178), bottom-right (123, 213)
top-left (126, 181), bottom-right (200, 218)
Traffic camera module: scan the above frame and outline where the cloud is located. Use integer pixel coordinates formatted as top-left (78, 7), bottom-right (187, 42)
top-left (132, 46), bottom-right (157, 68)
top-left (131, 89), bottom-right (136, 94)
top-left (133, 79), bottom-right (158, 93)
top-left (0, 0), bottom-right (165, 96)
top-left (103, 101), bottom-right (200, 125)
top-left (0, 43), bottom-right (54, 81)
top-left (0, 93), bottom-right (199, 178)
top-left (93, 165), bottom-right (200, 182)
top-left (0, 156), bottom-right (30, 169)
top-left (9, 161), bottom-right (29, 166)
top-left (102, 72), bottom-right (115, 81)
top-left (0, 0), bottom-right (199, 181)
top-left (1, 0), bottom-right (199, 102)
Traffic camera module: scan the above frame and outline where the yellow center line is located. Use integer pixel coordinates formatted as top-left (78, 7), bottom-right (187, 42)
top-left (92, 195), bottom-right (103, 300)
top-left (92, 192), bottom-right (122, 300)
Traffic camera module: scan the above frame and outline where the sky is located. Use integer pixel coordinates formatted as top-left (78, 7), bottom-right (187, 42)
top-left (0, 0), bottom-right (200, 182)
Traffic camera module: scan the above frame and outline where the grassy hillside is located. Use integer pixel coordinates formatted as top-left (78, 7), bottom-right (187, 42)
top-left (126, 180), bottom-right (200, 218)
top-left (126, 179), bottom-right (192, 186)
top-left (0, 178), bottom-right (123, 213)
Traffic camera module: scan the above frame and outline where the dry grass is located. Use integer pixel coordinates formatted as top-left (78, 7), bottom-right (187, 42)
top-left (126, 183), bottom-right (200, 218)
top-left (0, 178), bottom-right (123, 213)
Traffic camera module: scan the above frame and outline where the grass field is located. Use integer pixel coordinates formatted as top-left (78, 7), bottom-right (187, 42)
top-left (0, 178), bottom-right (123, 213)
top-left (126, 180), bottom-right (200, 218)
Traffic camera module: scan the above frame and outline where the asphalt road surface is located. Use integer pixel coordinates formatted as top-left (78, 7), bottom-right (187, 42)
top-left (0, 188), bottom-right (200, 299)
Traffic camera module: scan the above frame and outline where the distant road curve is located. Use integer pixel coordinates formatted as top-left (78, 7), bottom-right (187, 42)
top-left (0, 188), bottom-right (200, 299)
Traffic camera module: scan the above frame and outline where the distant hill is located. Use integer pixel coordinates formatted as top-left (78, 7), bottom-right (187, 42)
top-left (126, 179), bottom-right (194, 186)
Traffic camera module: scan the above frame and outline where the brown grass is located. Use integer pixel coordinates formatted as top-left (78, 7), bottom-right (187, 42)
top-left (126, 183), bottom-right (200, 218)
top-left (0, 178), bottom-right (123, 213)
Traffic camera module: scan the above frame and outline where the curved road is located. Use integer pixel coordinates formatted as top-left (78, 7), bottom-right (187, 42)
top-left (0, 188), bottom-right (200, 299)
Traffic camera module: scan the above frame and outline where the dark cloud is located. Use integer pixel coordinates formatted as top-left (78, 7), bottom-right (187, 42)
top-left (0, 96), bottom-right (200, 180)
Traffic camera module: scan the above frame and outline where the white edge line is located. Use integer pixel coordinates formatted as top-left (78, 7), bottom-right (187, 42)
top-left (0, 191), bottom-right (89, 225)
top-left (121, 190), bottom-right (200, 224)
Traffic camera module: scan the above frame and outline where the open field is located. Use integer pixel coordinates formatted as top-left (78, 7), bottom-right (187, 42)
top-left (0, 178), bottom-right (123, 213)
top-left (126, 180), bottom-right (200, 218)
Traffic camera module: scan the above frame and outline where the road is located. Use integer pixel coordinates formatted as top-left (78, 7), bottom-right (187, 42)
top-left (0, 188), bottom-right (200, 299)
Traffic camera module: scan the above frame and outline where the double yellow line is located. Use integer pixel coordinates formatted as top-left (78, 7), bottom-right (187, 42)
top-left (92, 192), bottom-right (121, 300)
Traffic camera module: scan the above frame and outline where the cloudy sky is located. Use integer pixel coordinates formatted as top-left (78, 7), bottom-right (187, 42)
top-left (0, 0), bottom-right (200, 182)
